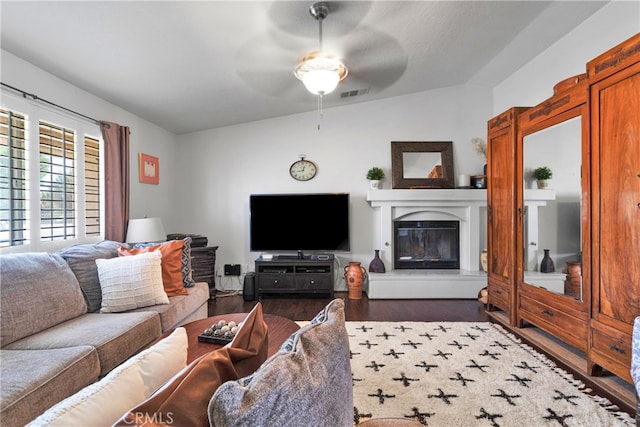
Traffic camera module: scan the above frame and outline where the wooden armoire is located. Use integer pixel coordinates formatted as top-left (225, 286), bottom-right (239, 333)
top-left (587, 34), bottom-right (640, 383)
top-left (487, 32), bottom-right (640, 398)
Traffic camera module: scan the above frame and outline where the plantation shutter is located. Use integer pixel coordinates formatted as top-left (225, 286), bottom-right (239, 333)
top-left (84, 135), bottom-right (100, 236)
top-left (0, 109), bottom-right (29, 247)
top-left (39, 120), bottom-right (76, 241)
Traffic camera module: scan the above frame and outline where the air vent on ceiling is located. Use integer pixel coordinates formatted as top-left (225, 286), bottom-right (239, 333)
top-left (340, 88), bottom-right (370, 98)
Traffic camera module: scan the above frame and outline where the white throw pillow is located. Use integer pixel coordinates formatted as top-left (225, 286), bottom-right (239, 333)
top-left (96, 250), bottom-right (169, 313)
top-left (26, 327), bottom-right (189, 427)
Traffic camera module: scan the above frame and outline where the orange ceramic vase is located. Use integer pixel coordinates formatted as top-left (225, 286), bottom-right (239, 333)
top-left (344, 262), bottom-right (366, 300)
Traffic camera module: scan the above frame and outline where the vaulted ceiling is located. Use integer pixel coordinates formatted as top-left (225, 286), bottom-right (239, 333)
top-left (1, 1), bottom-right (606, 134)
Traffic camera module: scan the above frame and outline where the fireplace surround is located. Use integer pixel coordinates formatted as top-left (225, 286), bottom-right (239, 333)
top-left (366, 189), bottom-right (555, 298)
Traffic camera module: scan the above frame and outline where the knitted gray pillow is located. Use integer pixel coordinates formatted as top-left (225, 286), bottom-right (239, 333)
top-left (208, 298), bottom-right (352, 427)
top-left (57, 240), bottom-right (120, 312)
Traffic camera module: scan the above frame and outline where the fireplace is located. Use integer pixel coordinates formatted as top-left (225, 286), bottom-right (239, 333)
top-left (394, 220), bottom-right (460, 270)
top-left (366, 189), bottom-right (553, 298)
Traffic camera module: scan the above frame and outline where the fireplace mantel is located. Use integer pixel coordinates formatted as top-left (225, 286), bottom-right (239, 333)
top-left (366, 189), bottom-right (555, 298)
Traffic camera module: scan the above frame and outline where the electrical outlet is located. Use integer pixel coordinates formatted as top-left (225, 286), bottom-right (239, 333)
top-left (224, 264), bottom-right (241, 276)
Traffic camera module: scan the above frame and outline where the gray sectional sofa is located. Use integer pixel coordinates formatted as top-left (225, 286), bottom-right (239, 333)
top-left (0, 240), bottom-right (209, 427)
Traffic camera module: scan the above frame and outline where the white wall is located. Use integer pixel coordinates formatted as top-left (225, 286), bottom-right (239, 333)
top-left (176, 84), bottom-right (492, 290)
top-left (494, 1), bottom-right (640, 111)
top-left (0, 51), bottom-right (179, 231)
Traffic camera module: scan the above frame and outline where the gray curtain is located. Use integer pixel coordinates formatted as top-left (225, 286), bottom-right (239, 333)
top-left (100, 121), bottom-right (130, 242)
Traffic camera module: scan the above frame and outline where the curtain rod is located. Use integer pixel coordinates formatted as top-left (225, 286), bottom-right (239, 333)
top-left (1, 82), bottom-right (102, 126)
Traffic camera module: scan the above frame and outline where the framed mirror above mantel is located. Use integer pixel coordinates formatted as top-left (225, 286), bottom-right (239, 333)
top-left (391, 141), bottom-right (455, 189)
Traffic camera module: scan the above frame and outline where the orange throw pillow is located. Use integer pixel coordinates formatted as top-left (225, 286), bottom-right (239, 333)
top-left (118, 241), bottom-right (188, 296)
top-left (114, 303), bottom-right (269, 427)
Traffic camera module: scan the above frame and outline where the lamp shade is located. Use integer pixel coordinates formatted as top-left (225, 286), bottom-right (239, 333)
top-left (294, 53), bottom-right (347, 95)
top-left (126, 217), bottom-right (166, 243)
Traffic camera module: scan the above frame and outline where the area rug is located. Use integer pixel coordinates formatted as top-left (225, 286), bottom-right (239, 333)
top-left (346, 322), bottom-right (634, 426)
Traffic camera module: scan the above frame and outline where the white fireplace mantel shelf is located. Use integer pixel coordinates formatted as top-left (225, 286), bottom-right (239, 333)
top-left (367, 188), bottom-right (555, 204)
top-left (365, 188), bottom-right (555, 299)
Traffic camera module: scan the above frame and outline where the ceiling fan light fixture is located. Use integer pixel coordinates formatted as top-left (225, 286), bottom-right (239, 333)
top-left (294, 53), bottom-right (348, 95)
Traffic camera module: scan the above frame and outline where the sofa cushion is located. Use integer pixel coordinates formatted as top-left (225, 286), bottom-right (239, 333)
top-left (57, 240), bottom-right (120, 312)
top-left (5, 312), bottom-right (162, 376)
top-left (209, 298), bottom-right (352, 427)
top-left (0, 253), bottom-right (87, 347)
top-left (1, 346), bottom-right (99, 427)
top-left (180, 236), bottom-right (196, 287)
top-left (116, 303), bottom-right (268, 427)
top-left (133, 237), bottom-right (196, 288)
top-left (128, 282), bottom-right (209, 332)
top-left (119, 240), bottom-right (189, 296)
top-left (26, 328), bottom-right (188, 427)
top-left (96, 251), bottom-right (170, 313)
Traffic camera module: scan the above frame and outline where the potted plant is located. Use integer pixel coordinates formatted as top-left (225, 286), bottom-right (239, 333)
top-left (533, 166), bottom-right (553, 189)
top-left (366, 167), bottom-right (385, 189)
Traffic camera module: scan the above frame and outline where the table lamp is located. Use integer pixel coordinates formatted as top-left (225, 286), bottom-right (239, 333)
top-left (125, 217), bottom-right (166, 244)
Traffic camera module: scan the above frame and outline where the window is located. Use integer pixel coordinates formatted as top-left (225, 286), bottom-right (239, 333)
top-left (0, 105), bottom-right (103, 250)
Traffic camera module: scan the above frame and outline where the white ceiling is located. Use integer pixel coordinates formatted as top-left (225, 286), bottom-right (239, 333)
top-left (1, 1), bottom-right (607, 135)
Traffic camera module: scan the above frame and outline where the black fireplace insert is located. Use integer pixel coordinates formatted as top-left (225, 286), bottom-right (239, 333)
top-left (394, 220), bottom-right (460, 269)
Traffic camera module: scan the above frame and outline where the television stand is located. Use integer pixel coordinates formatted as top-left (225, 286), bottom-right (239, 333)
top-left (255, 256), bottom-right (334, 299)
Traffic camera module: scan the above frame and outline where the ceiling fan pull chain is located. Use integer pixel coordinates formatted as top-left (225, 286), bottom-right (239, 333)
top-left (317, 93), bottom-right (324, 130)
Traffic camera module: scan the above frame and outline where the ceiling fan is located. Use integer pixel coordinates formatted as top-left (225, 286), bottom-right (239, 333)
top-left (293, 2), bottom-right (348, 127)
top-left (294, 2), bottom-right (348, 97)
top-left (234, 1), bottom-right (408, 114)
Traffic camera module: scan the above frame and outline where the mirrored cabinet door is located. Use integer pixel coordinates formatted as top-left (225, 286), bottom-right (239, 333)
top-left (522, 115), bottom-right (583, 301)
top-left (515, 77), bottom-right (590, 353)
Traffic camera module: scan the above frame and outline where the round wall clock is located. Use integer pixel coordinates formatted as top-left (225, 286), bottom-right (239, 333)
top-left (289, 156), bottom-right (317, 181)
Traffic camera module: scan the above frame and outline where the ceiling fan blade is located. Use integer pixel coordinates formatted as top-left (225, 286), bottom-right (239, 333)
top-left (336, 27), bottom-right (408, 92)
top-left (266, 1), bottom-right (373, 38)
top-left (234, 30), bottom-right (311, 100)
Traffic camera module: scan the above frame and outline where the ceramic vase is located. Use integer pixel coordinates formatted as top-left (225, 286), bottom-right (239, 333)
top-left (563, 261), bottom-right (581, 298)
top-left (344, 261), bottom-right (366, 300)
top-left (480, 249), bottom-right (488, 272)
top-left (540, 249), bottom-right (555, 273)
top-left (368, 250), bottom-right (386, 273)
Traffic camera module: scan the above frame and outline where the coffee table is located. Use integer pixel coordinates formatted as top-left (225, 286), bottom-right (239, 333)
top-left (180, 313), bottom-right (300, 363)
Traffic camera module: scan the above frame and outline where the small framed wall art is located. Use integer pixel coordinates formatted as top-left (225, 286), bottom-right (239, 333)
top-left (138, 153), bottom-right (159, 185)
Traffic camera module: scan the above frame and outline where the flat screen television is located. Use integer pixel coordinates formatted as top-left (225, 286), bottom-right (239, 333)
top-left (249, 193), bottom-right (350, 253)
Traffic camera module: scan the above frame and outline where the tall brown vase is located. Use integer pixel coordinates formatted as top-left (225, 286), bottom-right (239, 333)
top-left (344, 262), bottom-right (366, 300)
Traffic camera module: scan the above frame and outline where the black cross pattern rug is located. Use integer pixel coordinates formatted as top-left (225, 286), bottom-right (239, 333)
top-left (347, 322), bottom-right (634, 426)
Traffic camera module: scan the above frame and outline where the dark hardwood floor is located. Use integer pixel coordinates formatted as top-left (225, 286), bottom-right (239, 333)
top-left (208, 291), bottom-right (490, 322)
